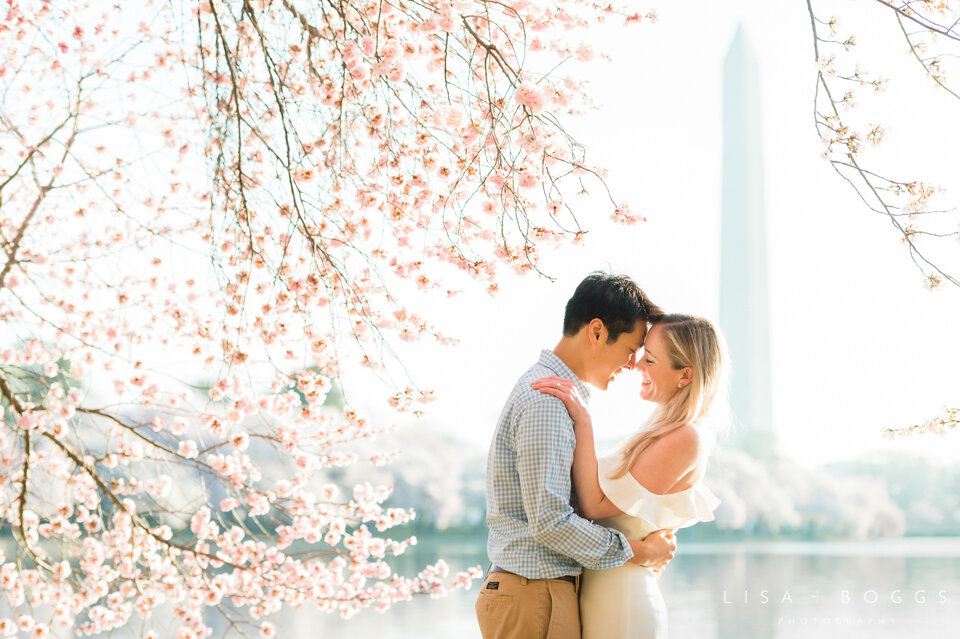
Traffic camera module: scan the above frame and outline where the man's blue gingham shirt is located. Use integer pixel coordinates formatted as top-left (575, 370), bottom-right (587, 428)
top-left (484, 350), bottom-right (633, 578)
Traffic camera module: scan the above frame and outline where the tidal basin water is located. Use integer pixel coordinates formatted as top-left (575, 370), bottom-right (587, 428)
top-left (5, 537), bottom-right (960, 637)
top-left (302, 536), bottom-right (960, 639)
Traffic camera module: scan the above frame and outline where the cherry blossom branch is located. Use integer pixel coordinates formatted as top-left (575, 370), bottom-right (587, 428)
top-left (873, 0), bottom-right (960, 40)
top-left (895, 13), bottom-right (960, 100)
top-left (0, 113), bottom-right (72, 201)
top-left (0, 125), bottom-right (78, 291)
top-left (882, 407), bottom-right (959, 438)
top-left (806, 0), bottom-right (959, 290)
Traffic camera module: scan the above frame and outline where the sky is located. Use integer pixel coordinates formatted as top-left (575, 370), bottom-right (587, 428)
top-left (351, 0), bottom-right (960, 468)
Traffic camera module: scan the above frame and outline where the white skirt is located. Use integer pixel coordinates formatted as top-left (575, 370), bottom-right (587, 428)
top-left (579, 562), bottom-right (667, 639)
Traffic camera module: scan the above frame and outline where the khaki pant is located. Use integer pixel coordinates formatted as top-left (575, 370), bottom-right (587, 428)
top-left (475, 571), bottom-right (580, 639)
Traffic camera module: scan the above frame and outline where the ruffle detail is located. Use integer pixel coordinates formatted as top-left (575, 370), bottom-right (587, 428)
top-left (597, 454), bottom-right (721, 529)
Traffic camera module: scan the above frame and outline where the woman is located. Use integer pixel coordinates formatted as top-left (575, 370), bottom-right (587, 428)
top-left (532, 314), bottom-right (728, 638)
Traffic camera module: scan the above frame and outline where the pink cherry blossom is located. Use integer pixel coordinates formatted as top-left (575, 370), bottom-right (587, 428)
top-left (178, 440), bottom-right (199, 459)
top-left (514, 81), bottom-right (546, 114)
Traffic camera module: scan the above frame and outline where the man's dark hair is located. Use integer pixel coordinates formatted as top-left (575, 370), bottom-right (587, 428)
top-left (562, 272), bottom-right (664, 342)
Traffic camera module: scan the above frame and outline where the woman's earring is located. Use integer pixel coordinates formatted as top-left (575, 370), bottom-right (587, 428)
top-left (677, 384), bottom-right (683, 389)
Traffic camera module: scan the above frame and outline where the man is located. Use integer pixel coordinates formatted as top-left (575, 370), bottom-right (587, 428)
top-left (476, 272), bottom-right (677, 639)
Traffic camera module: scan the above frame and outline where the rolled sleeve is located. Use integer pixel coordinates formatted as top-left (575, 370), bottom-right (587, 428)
top-left (514, 398), bottom-right (633, 571)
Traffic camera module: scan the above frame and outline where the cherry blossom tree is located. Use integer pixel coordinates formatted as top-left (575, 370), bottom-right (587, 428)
top-left (0, 0), bottom-right (653, 636)
top-left (805, 1), bottom-right (960, 439)
top-left (806, 0), bottom-right (960, 291)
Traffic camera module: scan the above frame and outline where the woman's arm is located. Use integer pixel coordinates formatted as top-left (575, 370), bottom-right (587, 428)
top-left (569, 412), bottom-right (625, 520)
top-left (530, 376), bottom-right (622, 520)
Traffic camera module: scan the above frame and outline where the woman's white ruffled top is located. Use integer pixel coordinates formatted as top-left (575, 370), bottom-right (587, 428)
top-left (596, 452), bottom-right (721, 532)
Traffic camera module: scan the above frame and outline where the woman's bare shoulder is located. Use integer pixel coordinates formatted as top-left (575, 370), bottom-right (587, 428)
top-left (628, 424), bottom-right (702, 493)
top-left (649, 423), bottom-right (701, 456)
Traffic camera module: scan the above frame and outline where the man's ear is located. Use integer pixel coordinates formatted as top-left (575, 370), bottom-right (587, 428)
top-left (588, 318), bottom-right (606, 346)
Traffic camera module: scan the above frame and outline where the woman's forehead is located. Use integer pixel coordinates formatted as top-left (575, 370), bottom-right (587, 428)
top-left (643, 324), bottom-right (665, 354)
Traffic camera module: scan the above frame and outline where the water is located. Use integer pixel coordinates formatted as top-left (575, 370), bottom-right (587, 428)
top-left (663, 539), bottom-right (960, 638)
top-left (6, 537), bottom-right (960, 637)
top-left (304, 537), bottom-right (960, 639)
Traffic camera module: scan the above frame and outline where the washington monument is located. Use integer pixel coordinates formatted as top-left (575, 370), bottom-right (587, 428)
top-left (720, 25), bottom-right (777, 461)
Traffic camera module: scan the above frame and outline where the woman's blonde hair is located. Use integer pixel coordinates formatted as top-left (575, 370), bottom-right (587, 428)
top-left (610, 314), bottom-right (730, 479)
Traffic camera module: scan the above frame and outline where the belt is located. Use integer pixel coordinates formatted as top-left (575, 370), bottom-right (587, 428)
top-left (489, 565), bottom-right (577, 585)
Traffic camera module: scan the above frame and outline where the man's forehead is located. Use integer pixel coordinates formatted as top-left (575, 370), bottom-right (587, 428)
top-left (633, 324), bottom-right (648, 348)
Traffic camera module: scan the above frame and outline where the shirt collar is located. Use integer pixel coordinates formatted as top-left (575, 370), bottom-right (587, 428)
top-left (538, 349), bottom-right (592, 402)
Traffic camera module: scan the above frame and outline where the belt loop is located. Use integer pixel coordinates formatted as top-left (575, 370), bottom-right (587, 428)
top-left (520, 576), bottom-right (528, 586)
top-left (575, 573), bottom-right (580, 594)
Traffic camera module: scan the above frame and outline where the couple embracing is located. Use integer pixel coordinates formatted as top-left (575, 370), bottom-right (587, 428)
top-left (475, 272), bottom-right (728, 638)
